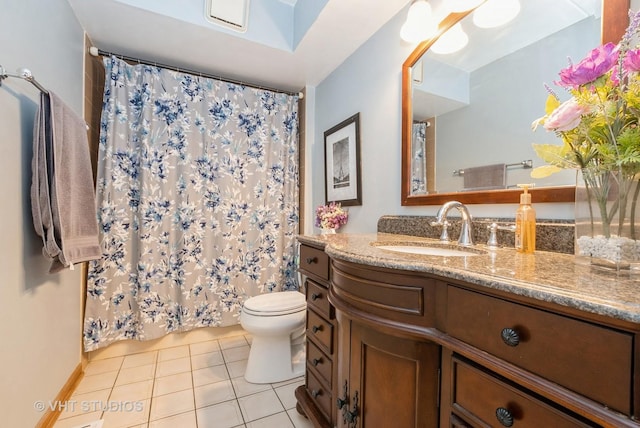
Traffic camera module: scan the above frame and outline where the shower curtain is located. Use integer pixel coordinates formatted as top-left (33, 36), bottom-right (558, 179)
top-left (411, 122), bottom-right (427, 194)
top-left (84, 57), bottom-right (299, 351)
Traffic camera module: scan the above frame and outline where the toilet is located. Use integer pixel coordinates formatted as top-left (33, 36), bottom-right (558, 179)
top-left (240, 291), bottom-right (307, 384)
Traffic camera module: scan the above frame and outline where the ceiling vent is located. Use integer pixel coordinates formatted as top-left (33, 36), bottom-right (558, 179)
top-left (206, 0), bottom-right (249, 32)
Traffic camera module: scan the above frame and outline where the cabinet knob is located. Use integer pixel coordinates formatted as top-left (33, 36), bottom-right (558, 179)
top-left (305, 257), bottom-right (318, 264)
top-left (312, 357), bottom-right (322, 366)
top-left (311, 293), bottom-right (321, 301)
top-left (495, 407), bottom-right (514, 427)
top-left (500, 327), bottom-right (520, 347)
top-left (311, 389), bottom-right (321, 398)
top-left (312, 325), bottom-right (323, 334)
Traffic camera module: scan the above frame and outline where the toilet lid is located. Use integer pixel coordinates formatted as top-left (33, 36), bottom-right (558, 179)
top-left (242, 291), bottom-right (306, 316)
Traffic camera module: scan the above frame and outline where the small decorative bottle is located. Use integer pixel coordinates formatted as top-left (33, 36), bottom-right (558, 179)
top-left (515, 184), bottom-right (536, 254)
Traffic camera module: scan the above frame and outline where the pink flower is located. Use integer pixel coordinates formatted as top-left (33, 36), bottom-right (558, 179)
top-left (543, 98), bottom-right (590, 132)
top-left (624, 48), bottom-right (640, 72)
top-left (556, 43), bottom-right (618, 88)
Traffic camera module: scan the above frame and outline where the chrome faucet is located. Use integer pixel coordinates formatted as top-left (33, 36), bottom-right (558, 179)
top-left (434, 201), bottom-right (474, 246)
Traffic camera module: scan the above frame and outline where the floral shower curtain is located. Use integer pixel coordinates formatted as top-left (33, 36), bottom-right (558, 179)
top-left (411, 122), bottom-right (427, 194)
top-left (84, 57), bottom-right (299, 351)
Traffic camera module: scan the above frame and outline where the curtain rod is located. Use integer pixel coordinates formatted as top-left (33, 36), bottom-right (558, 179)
top-left (89, 47), bottom-right (303, 99)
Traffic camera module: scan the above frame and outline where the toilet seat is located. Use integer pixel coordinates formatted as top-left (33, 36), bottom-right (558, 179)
top-left (242, 291), bottom-right (306, 317)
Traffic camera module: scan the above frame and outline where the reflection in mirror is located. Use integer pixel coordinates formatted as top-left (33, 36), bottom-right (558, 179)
top-left (414, 0), bottom-right (599, 194)
top-left (401, 0), bottom-right (630, 205)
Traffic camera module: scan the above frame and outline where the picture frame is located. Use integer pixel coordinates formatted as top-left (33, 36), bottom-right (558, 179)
top-left (324, 113), bottom-right (362, 206)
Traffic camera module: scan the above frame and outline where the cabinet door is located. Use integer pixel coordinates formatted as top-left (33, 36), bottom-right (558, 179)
top-left (338, 321), bottom-right (440, 428)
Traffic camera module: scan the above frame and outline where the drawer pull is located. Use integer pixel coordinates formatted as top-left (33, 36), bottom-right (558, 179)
top-left (311, 389), bottom-right (322, 398)
top-left (500, 327), bottom-right (520, 347)
top-left (495, 407), bottom-right (514, 427)
top-left (312, 357), bottom-right (322, 366)
top-left (311, 293), bottom-right (321, 301)
top-left (312, 325), bottom-right (323, 334)
top-left (305, 257), bottom-right (318, 264)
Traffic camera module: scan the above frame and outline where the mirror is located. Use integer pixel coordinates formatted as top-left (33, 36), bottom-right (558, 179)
top-left (401, 0), bottom-right (630, 205)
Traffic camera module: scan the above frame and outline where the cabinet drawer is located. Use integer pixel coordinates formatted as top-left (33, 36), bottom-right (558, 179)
top-left (307, 368), bottom-right (332, 421)
top-left (307, 339), bottom-right (333, 386)
top-left (446, 286), bottom-right (633, 414)
top-left (306, 279), bottom-right (332, 319)
top-left (307, 308), bottom-right (333, 355)
top-left (452, 358), bottom-right (591, 427)
top-left (299, 245), bottom-right (329, 281)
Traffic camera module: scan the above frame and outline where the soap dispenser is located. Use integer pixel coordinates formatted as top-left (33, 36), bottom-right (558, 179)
top-left (515, 184), bottom-right (536, 254)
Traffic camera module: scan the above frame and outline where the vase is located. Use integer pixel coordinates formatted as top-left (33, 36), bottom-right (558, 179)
top-left (320, 228), bottom-right (336, 235)
top-left (575, 168), bottom-right (640, 272)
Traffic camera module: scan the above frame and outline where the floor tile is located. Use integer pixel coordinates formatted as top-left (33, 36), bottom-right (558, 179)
top-left (74, 370), bottom-right (119, 395)
top-left (222, 345), bottom-right (250, 363)
top-left (230, 375), bottom-right (271, 398)
top-left (194, 379), bottom-right (236, 409)
top-left (196, 400), bottom-right (245, 428)
top-left (191, 350), bottom-right (224, 370)
top-left (158, 345), bottom-right (190, 362)
top-left (190, 340), bottom-right (221, 356)
top-left (219, 335), bottom-right (249, 350)
top-left (100, 398), bottom-right (150, 428)
top-left (52, 411), bottom-right (103, 428)
top-left (244, 334), bottom-right (252, 345)
top-left (148, 410), bottom-right (197, 428)
top-left (271, 376), bottom-right (304, 389)
top-left (287, 408), bottom-right (315, 428)
top-left (246, 411), bottom-right (294, 428)
top-left (155, 356), bottom-right (191, 378)
top-left (275, 380), bottom-right (304, 410)
top-left (153, 371), bottom-right (193, 397)
top-left (84, 356), bottom-right (124, 376)
top-left (110, 379), bottom-right (154, 402)
top-left (149, 389), bottom-right (194, 421)
top-left (226, 359), bottom-right (248, 379)
top-left (192, 364), bottom-right (230, 387)
top-left (238, 389), bottom-right (285, 422)
top-left (115, 363), bottom-right (156, 386)
top-left (121, 351), bottom-right (158, 369)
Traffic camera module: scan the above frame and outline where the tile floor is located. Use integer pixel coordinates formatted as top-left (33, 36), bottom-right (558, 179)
top-left (53, 333), bottom-right (314, 428)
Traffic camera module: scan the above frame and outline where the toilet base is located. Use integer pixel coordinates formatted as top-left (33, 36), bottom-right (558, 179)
top-left (244, 333), bottom-right (305, 384)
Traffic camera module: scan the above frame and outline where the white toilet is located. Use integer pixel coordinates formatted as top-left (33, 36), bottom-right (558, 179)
top-left (240, 291), bottom-right (307, 384)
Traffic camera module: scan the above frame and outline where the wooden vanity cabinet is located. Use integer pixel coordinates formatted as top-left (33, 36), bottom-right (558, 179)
top-left (295, 243), bottom-right (338, 428)
top-left (295, 244), bottom-right (640, 428)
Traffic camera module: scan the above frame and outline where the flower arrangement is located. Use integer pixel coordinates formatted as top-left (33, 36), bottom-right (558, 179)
top-left (315, 202), bottom-right (348, 231)
top-left (532, 10), bottom-right (640, 268)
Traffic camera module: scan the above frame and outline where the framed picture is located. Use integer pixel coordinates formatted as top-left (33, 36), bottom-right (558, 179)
top-left (324, 113), bottom-right (362, 206)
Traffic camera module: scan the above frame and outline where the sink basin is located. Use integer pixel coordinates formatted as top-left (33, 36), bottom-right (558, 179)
top-left (373, 242), bottom-right (486, 257)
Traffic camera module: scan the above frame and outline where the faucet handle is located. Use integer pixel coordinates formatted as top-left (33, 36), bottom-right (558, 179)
top-left (430, 220), bottom-right (450, 242)
top-left (487, 223), bottom-right (516, 247)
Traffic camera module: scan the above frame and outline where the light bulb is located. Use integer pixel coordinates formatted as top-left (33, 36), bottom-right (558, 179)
top-left (400, 0), bottom-right (438, 43)
top-left (473, 0), bottom-right (520, 28)
top-left (430, 23), bottom-right (468, 54)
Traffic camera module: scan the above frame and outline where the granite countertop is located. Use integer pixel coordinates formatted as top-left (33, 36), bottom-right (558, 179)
top-left (297, 232), bottom-right (640, 325)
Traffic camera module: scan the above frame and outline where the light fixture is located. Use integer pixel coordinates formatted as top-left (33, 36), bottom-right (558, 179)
top-left (473, 0), bottom-right (520, 28)
top-left (447, 0), bottom-right (484, 13)
top-left (430, 23), bottom-right (469, 54)
top-left (400, 0), bottom-right (438, 43)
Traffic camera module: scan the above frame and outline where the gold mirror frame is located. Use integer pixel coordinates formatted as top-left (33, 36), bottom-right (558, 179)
top-left (401, 0), bottom-right (630, 206)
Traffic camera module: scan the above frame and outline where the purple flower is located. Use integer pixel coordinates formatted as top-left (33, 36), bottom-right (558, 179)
top-left (543, 98), bottom-right (590, 132)
top-left (556, 43), bottom-right (618, 88)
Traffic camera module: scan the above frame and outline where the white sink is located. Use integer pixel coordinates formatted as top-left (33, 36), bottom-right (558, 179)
top-left (374, 243), bottom-right (486, 257)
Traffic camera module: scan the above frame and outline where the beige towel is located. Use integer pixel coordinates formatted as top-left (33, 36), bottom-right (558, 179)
top-left (463, 163), bottom-right (506, 190)
top-left (31, 91), bottom-right (101, 273)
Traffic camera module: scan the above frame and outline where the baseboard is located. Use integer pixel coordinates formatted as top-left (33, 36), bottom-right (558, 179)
top-left (35, 363), bottom-right (84, 428)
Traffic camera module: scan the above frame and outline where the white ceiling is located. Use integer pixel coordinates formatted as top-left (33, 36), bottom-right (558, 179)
top-left (66, 0), bottom-right (411, 93)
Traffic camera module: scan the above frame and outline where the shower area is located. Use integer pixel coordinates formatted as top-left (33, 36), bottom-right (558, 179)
top-left (82, 51), bottom-right (303, 356)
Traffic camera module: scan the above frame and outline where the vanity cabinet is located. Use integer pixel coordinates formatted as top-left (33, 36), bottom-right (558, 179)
top-left (295, 243), bottom-right (337, 428)
top-left (295, 241), bottom-right (640, 428)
